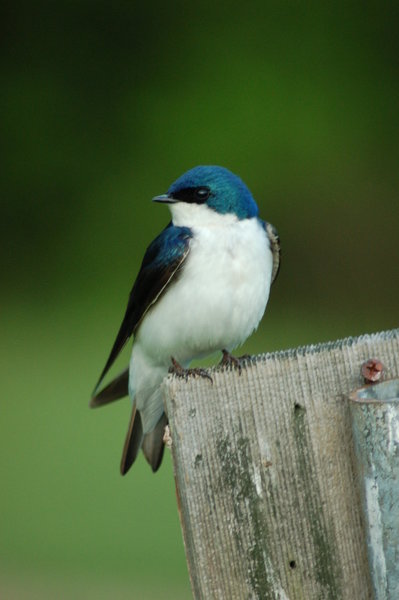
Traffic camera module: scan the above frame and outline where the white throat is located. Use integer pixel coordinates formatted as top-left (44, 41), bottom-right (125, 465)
top-left (169, 202), bottom-right (239, 228)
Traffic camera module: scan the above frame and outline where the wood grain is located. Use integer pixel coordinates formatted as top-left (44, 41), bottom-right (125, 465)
top-left (163, 329), bottom-right (399, 599)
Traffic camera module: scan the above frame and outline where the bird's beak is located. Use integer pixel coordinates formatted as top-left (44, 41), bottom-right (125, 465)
top-left (152, 194), bottom-right (177, 204)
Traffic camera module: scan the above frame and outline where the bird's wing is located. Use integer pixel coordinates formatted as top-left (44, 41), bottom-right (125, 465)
top-left (92, 224), bottom-right (192, 395)
top-left (90, 367), bottom-right (129, 408)
top-left (265, 222), bottom-right (281, 284)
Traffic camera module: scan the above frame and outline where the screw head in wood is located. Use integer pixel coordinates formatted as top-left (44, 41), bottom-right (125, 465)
top-left (361, 358), bottom-right (384, 383)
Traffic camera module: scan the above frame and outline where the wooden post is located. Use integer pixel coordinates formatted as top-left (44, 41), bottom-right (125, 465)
top-left (350, 378), bottom-right (399, 600)
top-left (163, 329), bottom-right (399, 600)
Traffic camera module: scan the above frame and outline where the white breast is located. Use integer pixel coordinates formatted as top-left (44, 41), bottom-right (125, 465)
top-left (135, 209), bottom-right (273, 366)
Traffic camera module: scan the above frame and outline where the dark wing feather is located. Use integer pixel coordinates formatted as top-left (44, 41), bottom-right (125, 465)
top-left (92, 224), bottom-right (192, 395)
top-left (265, 222), bottom-right (281, 284)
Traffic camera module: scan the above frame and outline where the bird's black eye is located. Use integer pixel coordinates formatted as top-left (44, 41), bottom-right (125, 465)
top-left (170, 186), bottom-right (211, 204)
top-left (195, 187), bottom-right (210, 201)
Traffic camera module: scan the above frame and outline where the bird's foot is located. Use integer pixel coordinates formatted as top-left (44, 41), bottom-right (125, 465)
top-left (219, 350), bottom-right (251, 374)
top-left (169, 357), bottom-right (213, 383)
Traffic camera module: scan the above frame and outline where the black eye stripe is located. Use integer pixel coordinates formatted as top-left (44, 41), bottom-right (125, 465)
top-left (170, 186), bottom-right (211, 204)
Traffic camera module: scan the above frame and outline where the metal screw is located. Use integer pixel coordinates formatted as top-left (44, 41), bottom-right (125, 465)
top-left (361, 358), bottom-right (384, 383)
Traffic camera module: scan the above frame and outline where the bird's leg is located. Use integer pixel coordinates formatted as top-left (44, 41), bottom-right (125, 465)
top-left (219, 349), bottom-right (250, 374)
top-left (169, 357), bottom-right (213, 383)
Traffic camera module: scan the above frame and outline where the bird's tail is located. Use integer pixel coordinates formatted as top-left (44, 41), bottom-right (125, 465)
top-left (142, 413), bottom-right (168, 472)
top-left (120, 407), bottom-right (168, 475)
top-left (120, 405), bottom-right (143, 475)
top-left (90, 368), bottom-right (129, 408)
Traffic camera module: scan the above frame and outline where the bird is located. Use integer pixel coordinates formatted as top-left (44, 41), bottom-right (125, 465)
top-left (91, 165), bottom-right (280, 475)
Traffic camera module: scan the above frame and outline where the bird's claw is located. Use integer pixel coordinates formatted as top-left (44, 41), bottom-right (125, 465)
top-left (169, 357), bottom-right (213, 383)
top-left (169, 356), bottom-right (213, 383)
top-left (219, 350), bottom-right (250, 374)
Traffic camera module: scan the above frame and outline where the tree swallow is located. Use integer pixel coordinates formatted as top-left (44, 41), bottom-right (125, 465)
top-left (91, 165), bottom-right (280, 475)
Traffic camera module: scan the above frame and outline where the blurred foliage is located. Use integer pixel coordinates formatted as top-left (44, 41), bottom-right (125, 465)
top-left (1, 1), bottom-right (399, 598)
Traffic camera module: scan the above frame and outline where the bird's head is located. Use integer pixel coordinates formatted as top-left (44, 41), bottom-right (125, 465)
top-left (153, 166), bottom-right (258, 226)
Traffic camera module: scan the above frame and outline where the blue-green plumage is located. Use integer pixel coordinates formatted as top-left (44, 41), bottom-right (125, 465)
top-left (168, 166), bottom-right (259, 219)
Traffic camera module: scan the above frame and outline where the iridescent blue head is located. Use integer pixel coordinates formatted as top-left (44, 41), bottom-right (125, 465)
top-left (153, 166), bottom-right (258, 220)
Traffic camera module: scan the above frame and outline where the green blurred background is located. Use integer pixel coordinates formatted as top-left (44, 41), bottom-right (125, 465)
top-left (2, 1), bottom-right (398, 598)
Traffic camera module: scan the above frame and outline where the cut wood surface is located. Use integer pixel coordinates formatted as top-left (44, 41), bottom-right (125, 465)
top-left (163, 329), bottom-right (399, 600)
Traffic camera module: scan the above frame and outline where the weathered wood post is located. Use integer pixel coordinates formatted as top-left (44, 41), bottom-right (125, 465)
top-left (163, 329), bottom-right (399, 600)
top-left (350, 378), bottom-right (399, 600)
